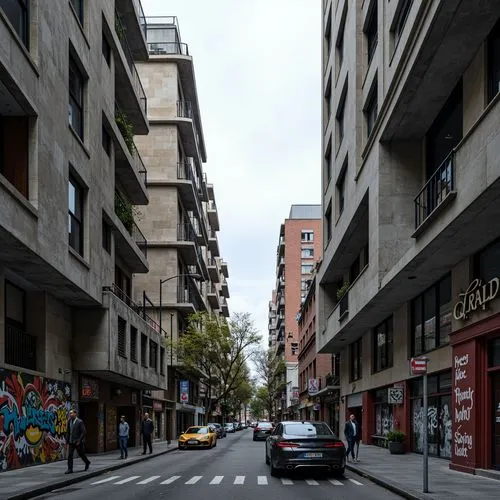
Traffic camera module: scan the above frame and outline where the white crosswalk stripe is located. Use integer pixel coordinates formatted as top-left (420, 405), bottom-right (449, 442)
top-left (305, 479), bottom-right (319, 485)
top-left (114, 476), bottom-right (141, 484)
top-left (257, 475), bottom-right (268, 485)
top-left (185, 476), bottom-right (202, 484)
top-left (91, 476), bottom-right (121, 485)
top-left (349, 478), bottom-right (363, 485)
top-left (137, 476), bottom-right (161, 484)
top-left (281, 478), bottom-right (294, 485)
top-left (160, 475), bottom-right (181, 484)
top-left (329, 479), bottom-right (344, 486)
top-left (209, 476), bottom-right (224, 484)
top-left (234, 476), bottom-right (245, 484)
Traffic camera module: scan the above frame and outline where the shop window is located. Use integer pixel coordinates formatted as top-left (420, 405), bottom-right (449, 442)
top-left (374, 388), bottom-right (393, 436)
top-left (349, 338), bottom-right (362, 381)
top-left (373, 316), bottom-right (393, 372)
top-left (490, 338), bottom-right (500, 367)
top-left (411, 274), bottom-right (451, 355)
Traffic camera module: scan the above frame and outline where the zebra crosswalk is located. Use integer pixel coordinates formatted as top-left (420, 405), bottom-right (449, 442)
top-left (89, 474), bottom-right (364, 487)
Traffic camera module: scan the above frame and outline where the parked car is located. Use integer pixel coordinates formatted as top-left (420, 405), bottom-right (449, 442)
top-left (178, 426), bottom-right (217, 450)
top-left (265, 421), bottom-right (345, 477)
top-left (224, 422), bottom-right (236, 433)
top-left (208, 423), bottom-right (226, 438)
top-left (253, 421), bottom-right (274, 441)
top-left (235, 422), bottom-right (243, 431)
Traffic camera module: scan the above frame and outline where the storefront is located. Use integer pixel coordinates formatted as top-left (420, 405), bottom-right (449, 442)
top-left (153, 400), bottom-right (164, 440)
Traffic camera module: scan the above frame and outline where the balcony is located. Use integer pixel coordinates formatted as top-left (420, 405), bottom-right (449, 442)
top-left (207, 257), bottom-right (221, 283)
top-left (208, 229), bottom-right (220, 257)
top-left (5, 324), bottom-right (36, 371)
top-left (114, 191), bottom-right (148, 273)
top-left (277, 257), bottom-right (285, 272)
top-left (277, 276), bottom-right (285, 290)
top-left (176, 277), bottom-right (207, 314)
top-left (175, 161), bottom-right (204, 219)
top-left (219, 296), bottom-right (229, 317)
top-left (275, 339), bottom-right (285, 355)
top-left (207, 183), bottom-right (215, 201)
top-left (207, 282), bottom-right (220, 309)
top-left (200, 173), bottom-right (209, 202)
top-left (177, 221), bottom-right (205, 271)
top-left (73, 286), bottom-right (166, 390)
top-left (115, 0), bottom-right (148, 60)
top-left (207, 200), bottom-right (220, 231)
top-left (113, 10), bottom-right (148, 134)
top-left (413, 151), bottom-right (456, 236)
top-left (219, 258), bottom-right (229, 278)
top-left (221, 277), bottom-right (229, 299)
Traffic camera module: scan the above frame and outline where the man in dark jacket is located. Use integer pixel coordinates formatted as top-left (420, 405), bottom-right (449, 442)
top-left (65, 409), bottom-right (91, 474)
top-left (344, 414), bottom-right (359, 463)
top-left (141, 412), bottom-right (154, 454)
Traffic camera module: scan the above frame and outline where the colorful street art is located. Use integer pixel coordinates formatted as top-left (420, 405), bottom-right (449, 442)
top-left (0, 369), bottom-right (72, 471)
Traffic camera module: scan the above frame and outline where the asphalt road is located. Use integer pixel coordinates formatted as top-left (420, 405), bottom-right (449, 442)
top-left (36, 429), bottom-right (403, 500)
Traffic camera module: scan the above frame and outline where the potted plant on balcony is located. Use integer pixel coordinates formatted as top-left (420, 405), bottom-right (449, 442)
top-left (336, 281), bottom-right (350, 302)
top-left (115, 107), bottom-right (136, 154)
top-left (386, 431), bottom-right (406, 455)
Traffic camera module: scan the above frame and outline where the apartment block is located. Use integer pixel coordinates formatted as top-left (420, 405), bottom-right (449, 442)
top-left (319, 0), bottom-right (500, 473)
top-left (0, 0), bottom-right (170, 469)
top-left (268, 205), bottom-right (321, 418)
top-left (134, 16), bottom-right (230, 440)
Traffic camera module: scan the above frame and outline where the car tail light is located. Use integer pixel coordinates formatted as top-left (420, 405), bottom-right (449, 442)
top-left (324, 442), bottom-right (345, 448)
top-left (276, 441), bottom-right (300, 448)
top-left (254, 427), bottom-right (260, 432)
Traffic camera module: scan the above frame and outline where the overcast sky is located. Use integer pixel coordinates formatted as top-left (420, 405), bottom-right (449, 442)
top-left (143, 0), bottom-right (321, 349)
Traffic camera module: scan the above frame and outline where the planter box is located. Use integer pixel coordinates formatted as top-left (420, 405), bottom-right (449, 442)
top-left (388, 441), bottom-right (405, 454)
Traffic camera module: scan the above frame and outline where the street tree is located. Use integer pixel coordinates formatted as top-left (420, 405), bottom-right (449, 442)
top-left (174, 311), bottom-right (261, 423)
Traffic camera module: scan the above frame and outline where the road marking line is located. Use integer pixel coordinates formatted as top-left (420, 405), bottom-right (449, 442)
top-left (185, 476), bottom-right (202, 484)
top-left (234, 476), bottom-right (245, 484)
top-left (257, 475), bottom-right (268, 485)
top-left (349, 478), bottom-right (363, 485)
top-left (306, 479), bottom-right (319, 485)
top-left (91, 476), bottom-right (121, 485)
top-left (137, 476), bottom-right (161, 484)
top-left (281, 478), bottom-right (294, 485)
top-left (160, 475), bottom-right (181, 484)
top-left (329, 479), bottom-right (344, 486)
top-left (209, 476), bottom-right (224, 484)
top-left (114, 476), bottom-right (141, 484)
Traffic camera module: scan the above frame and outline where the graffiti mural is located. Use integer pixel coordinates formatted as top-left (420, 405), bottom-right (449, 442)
top-left (0, 369), bottom-right (71, 471)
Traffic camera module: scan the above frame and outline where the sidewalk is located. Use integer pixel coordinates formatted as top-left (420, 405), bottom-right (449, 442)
top-left (0, 440), bottom-right (178, 500)
top-left (346, 444), bottom-right (500, 500)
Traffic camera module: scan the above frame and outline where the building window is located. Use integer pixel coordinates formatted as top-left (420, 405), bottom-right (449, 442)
top-left (118, 317), bottom-right (127, 358)
top-left (301, 263), bottom-right (314, 275)
top-left (324, 138), bottom-right (332, 186)
top-left (69, 57), bottom-right (84, 139)
top-left (336, 3), bottom-right (347, 75)
top-left (325, 202), bottom-right (332, 244)
top-left (149, 340), bottom-right (158, 371)
top-left (160, 347), bottom-right (165, 374)
top-left (349, 338), bottom-right (362, 381)
top-left (141, 334), bottom-right (147, 367)
top-left (374, 388), bottom-right (393, 436)
top-left (301, 230), bottom-right (314, 242)
top-left (130, 326), bottom-right (138, 363)
top-left (411, 274), bottom-right (451, 356)
top-left (349, 255), bottom-right (360, 283)
top-left (70, 0), bottom-right (84, 24)
top-left (373, 317), bottom-right (393, 372)
top-left (301, 248), bottom-right (314, 259)
top-left (336, 81), bottom-right (347, 146)
top-left (0, 0), bottom-right (29, 47)
top-left (102, 125), bottom-right (111, 156)
top-left (476, 237), bottom-right (500, 285)
top-left (393, 0), bottom-right (413, 49)
top-left (365, 81), bottom-right (378, 137)
top-left (488, 19), bottom-right (500, 103)
top-left (325, 78), bottom-right (332, 130)
top-left (324, 7), bottom-right (332, 59)
top-left (68, 175), bottom-right (84, 255)
top-left (102, 217), bottom-right (112, 253)
top-left (489, 338), bottom-right (500, 367)
top-left (365, 0), bottom-right (378, 64)
top-left (102, 33), bottom-right (111, 67)
top-left (336, 165), bottom-right (346, 217)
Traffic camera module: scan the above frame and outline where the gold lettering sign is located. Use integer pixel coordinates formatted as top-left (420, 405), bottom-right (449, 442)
top-left (453, 278), bottom-right (500, 321)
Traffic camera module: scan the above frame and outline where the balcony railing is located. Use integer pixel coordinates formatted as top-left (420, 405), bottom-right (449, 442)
top-left (177, 161), bottom-right (195, 182)
top-left (177, 277), bottom-right (205, 311)
top-left (414, 151), bottom-right (455, 230)
top-left (5, 324), bottom-right (36, 371)
top-left (132, 0), bottom-right (147, 38)
top-left (148, 41), bottom-right (189, 55)
top-left (115, 191), bottom-right (148, 259)
top-left (134, 149), bottom-right (147, 186)
top-left (339, 291), bottom-right (349, 319)
top-left (131, 220), bottom-right (147, 259)
top-left (115, 10), bottom-right (147, 116)
top-left (177, 100), bottom-right (193, 119)
top-left (177, 221), bottom-right (197, 243)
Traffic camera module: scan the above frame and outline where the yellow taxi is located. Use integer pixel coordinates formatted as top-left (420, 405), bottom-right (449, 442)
top-left (178, 425), bottom-right (217, 450)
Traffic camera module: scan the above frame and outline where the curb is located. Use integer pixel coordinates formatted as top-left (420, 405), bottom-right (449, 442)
top-left (6, 446), bottom-right (179, 500)
top-left (346, 464), bottom-right (430, 500)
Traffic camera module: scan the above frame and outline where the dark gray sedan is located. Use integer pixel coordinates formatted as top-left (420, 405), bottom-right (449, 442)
top-left (253, 421), bottom-right (274, 441)
top-left (265, 421), bottom-right (346, 477)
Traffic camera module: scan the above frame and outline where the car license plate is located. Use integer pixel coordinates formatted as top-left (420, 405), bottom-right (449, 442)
top-left (304, 452), bottom-right (323, 458)
top-left (188, 440), bottom-right (198, 444)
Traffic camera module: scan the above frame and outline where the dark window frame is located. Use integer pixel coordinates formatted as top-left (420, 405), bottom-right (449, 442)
top-left (140, 333), bottom-right (148, 367)
top-left (102, 217), bottom-right (112, 254)
top-left (130, 326), bottom-right (138, 363)
top-left (393, 0), bottom-right (413, 49)
top-left (349, 338), bottom-right (362, 381)
top-left (336, 80), bottom-right (347, 146)
top-left (336, 161), bottom-right (347, 217)
top-left (102, 124), bottom-right (111, 156)
top-left (149, 340), bottom-right (158, 371)
top-left (70, 0), bottom-right (84, 24)
top-left (68, 174), bottom-right (84, 255)
top-left (373, 316), bottom-right (394, 373)
top-left (488, 19), bottom-right (500, 104)
top-left (69, 56), bottom-right (84, 139)
top-left (0, 0), bottom-right (29, 48)
top-left (475, 236), bottom-right (500, 284)
top-left (325, 201), bottom-right (332, 245)
top-left (365, 0), bottom-right (378, 64)
top-left (324, 137), bottom-right (332, 187)
top-left (118, 316), bottom-right (127, 358)
top-left (336, 3), bottom-right (348, 72)
top-left (160, 346), bottom-right (165, 375)
top-left (365, 80), bottom-right (378, 137)
top-left (102, 32), bottom-right (111, 67)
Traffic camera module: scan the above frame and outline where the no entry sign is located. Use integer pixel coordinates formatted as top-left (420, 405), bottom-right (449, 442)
top-left (410, 357), bottom-right (428, 376)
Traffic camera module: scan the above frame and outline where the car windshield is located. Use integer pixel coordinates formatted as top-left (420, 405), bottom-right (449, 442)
top-left (185, 427), bottom-right (209, 434)
top-left (283, 423), bottom-right (333, 436)
top-left (257, 422), bottom-right (273, 429)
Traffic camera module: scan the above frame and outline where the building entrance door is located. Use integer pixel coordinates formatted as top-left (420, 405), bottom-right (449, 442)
top-left (493, 372), bottom-right (500, 469)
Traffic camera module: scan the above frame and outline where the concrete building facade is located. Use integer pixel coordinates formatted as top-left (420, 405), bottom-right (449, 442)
top-left (318, 0), bottom-right (500, 473)
top-left (268, 205), bottom-right (321, 418)
top-left (0, 0), bottom-right (169, 469)
top-left (134, 16), bottom-right (230, 441)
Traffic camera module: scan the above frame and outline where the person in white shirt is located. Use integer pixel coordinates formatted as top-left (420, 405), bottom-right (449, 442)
top-left (118, 415), bottom-right (130, 459)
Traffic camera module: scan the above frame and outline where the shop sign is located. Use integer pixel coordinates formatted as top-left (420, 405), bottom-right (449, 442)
top-left (81, 377), bottom-right (99, 400)
top-left (308, 378), bottom-right (319, 395)
top-left (180, 380), bottom-right (189, 404)
top-left (153, 401), bottom-right (163, 411)
top-left (388, 387), bottom-right (404, 405)
top-left (453, 277), bottom-right (500, 321)
top-left (291, 387), bottom-right (299, 399)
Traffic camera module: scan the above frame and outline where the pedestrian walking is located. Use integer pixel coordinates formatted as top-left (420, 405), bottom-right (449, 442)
top-left (344, 414), bottom-right (359, 463)
top-left (118, 415), bottom-right (129, 459)
top-left (65, 409), bottom-right (91, 474)
top-left (141, 412), bottom-right (154, 455)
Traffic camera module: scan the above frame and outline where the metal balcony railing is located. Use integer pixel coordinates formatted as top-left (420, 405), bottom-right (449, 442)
top-left (134, 149), bottom-right (147, 186)
top-left (115, 191), bottom-right (148, 259)
top-left (339, 291), bottom-right (349, 318)
top-left (414, 151), bottom-right (455, 229)
top-left (177, 100), bottom-right (193, 119)
top-left (132, 0), bottom-right (147, 38)
top-left (5, 324), bottom-right (36, 371)
top-left (177, 221), bottom-right (197, 243)
top-left (115, 10), bottom-right (147, 116)
top-left (131, 220), bottom-right (147, 259)
top-left (177, 277), bottom-right (205, 311)
top-left (148, 41), bottom-right (189, 55)
top-left (177, 161), bottom-right (195, 182)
